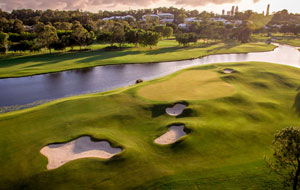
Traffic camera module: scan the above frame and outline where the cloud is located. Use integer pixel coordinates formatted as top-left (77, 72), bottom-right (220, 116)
top-left (0, 0), bottom-right (160, 11)
top-left (166, 0), bottom-right (241, 6)
top-left (0, 0), bottom-right (262, 12)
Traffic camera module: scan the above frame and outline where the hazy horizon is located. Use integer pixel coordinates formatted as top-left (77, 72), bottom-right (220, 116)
top-left (0, 0), bottom-right (300, 14)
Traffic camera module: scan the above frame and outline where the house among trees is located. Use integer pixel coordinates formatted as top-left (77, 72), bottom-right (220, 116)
top-left (178, 23), bottom-right (187, 29)
top-left (209, 17), bottom-right (234, 25)
top-left (209, 17), bottom-right (227, 23)
top-left (178, 17), bottom-right (202, 30)
top-left (184, 17), bottom-right (202, 23)
top-left (157, 13), bottom-right (174, 23)
top-left (234, 20), bottom-right (243, 25)
top-left (102, 15), bottom-right (136, 21)
top-left (142, 14), bottom-right (159, 21)
top-left (142, 13), bottom-right (174, 23)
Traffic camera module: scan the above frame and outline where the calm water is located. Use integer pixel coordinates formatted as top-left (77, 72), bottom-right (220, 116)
top-left (0, 44), bottom-right (299, 107)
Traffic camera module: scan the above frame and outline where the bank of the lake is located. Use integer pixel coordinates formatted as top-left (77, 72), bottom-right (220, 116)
top-left (1, 61), bottom-right (300, 190)
top-left (0, 40), bottom-right (275, 78)
top-left (2, 43), bottom-right (300, 110)
top-left (274, 36), bottom-right (300, 47)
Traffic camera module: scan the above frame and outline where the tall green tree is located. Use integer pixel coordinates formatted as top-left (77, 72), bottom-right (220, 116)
top-left (0, 17), bottom-right (9, 32)
top-left (0, 32), bottom-right (9, 54)
top-left (97, 31), bottom-right (113, 46)
top-left (71, 21), bottom-right (89, 51)
top-left (125, 29), bottom-right (140, 47)
top-left (232, 24), bottom-right (252, 43)
top-left (175, 32), bottom-right (198, 46)
top-left (38, 25), bottom-right (58, 54)
top-left (162, 26), bottom-right (173, 39)
top-left (154, 25), bottom-right (165, 35)
top-left (265, 127), bottom-right (300, 190)
top-left (139, 31), bottom-right (160, 49)
top-left (11, 19), bottom-right (25, 33)
top-left (112, 26), bottom-right (125, 48)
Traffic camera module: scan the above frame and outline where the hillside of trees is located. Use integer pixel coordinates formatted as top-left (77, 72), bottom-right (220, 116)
top-left (0, 7), bottom-right (299, 54)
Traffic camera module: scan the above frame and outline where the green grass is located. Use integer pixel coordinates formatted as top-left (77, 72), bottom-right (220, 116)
top-left (252, 33), bottom-right (300, 48)
top-left (1, 61), bottom-right (300, 189)
top-left (275, 36), bottom-right (300, 47)
top-left (0, 40), bottom-right (275, 78)
top-left (138, 70), bottom-right (236, 101)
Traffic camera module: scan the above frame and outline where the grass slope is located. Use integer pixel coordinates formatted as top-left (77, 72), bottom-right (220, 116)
top-left (1, 62), bottom-right (300, 190)
top-left (0, 40), bottom-right (275, 78)
top-left (274, 36), bottom-right (300, 47)
top-left (252, 33), bottom-right (300, 47)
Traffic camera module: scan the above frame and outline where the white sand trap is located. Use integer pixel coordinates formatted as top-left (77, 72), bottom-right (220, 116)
top-left (224, 68), bottom-right (234, 74)
top-left (154, 125), bottom-right (187, 145)
top-left (166, 104), bottom-right (187, 116)
top-left (40, 136), bottom-right (122, 170)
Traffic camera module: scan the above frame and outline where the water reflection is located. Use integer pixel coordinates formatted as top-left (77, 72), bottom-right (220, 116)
top-left (0, 44), bottom-right (299, 107)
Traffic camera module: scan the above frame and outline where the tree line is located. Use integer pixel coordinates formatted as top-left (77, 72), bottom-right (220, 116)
top-left (0, 7), bottom-right (300, 54)
top-left (0, 20), bottom-right (172, 53)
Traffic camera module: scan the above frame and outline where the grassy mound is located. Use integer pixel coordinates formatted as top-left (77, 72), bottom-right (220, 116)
top-left (0, 62), bottom-right (300, 190)
top-left (137, 70), bottom-right (236, 101)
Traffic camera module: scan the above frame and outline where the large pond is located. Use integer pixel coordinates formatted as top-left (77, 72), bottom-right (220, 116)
top-left (0, 44), bottom-right (299, 107)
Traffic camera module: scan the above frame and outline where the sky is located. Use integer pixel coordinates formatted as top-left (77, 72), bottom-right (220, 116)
top-left (0, 0), bottom-right (299, 14)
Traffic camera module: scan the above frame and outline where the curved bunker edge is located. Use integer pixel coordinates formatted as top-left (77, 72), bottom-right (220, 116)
top-left (154, 124), bottom-right (189, 145)
top-left (166, 103), bottom-right (187, 116)
top-left (40, 135), bottom-right (123, 170)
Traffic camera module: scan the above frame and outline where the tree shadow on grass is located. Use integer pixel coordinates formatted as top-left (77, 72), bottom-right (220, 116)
top-left (0, 42), bottom-right (218, 71)
top-left (0, 48), bottom-right (143, 69)
top-left (145, 43), bottom-right (217, 55)
top-left (151, 104), bottom-right (169, 118)
top-left (206, 42), bottom-right (240, 54)
top-left (0, 50), bottom-right (104, 68)
top-left (75, 49), bottom-right (142, 64)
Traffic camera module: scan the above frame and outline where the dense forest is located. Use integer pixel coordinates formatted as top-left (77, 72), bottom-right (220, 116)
top-left (0, 7), bottom-right (300, 54)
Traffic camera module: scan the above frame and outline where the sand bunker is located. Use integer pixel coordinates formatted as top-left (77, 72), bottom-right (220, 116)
top-left (166, 104), bottom-right (187, 116)
top-left (154, 125), bottom-right (187, 145)
top-left (223, 68), bottom-right (234, 74)
top-left (40, 136), bottom-right (122, 170)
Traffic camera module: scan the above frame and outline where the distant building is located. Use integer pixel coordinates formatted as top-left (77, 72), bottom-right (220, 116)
top-left (272, 24), bottom-right (283, 28)
top-left (142, 13), bottom-right (174, 23)
top-left (102, 15), bottom-right (135, 21)
top-left (178, 23), bottom-right (187, 29)
top-left (184, 17), bottom-right (202, 23)
top-left (235, 6), bottom-right (239, 15)
top-left (231, 6), bottom-right (235, 16)
top-left (266, 4), bottom-right (270, 16)
top-left (222, 10), bottom-right (225, 15)
top-left (142, 14), bottom-right (159, 21)
top-left (123, 15), bottom-right (136, 21)
top-left (209, 17), bottom-right (227, 23)
top-left (234, 20), bottom-right (243, 25)
top-left (158, 13), bottom-right (174, 23)
top-left (24, 25), bottom-right (33, 31)
top-left (209, 18), bottom-right (233, 25)
top-left (178, 17), bottom-right (202, 30)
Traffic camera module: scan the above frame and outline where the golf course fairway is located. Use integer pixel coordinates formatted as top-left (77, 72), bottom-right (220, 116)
top-left (1, 61), bottom-right (300, 189)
